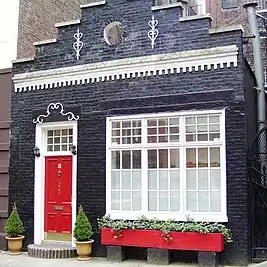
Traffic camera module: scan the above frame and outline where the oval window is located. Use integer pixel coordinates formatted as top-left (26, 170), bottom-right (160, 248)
top-left (104, 21), bottom-right (124, 45)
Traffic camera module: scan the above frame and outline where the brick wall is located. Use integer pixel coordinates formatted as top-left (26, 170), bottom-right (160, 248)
top-left (17, 0), bottom-right (96, 59)
top-left (11, 1), bottom-right (255, 265)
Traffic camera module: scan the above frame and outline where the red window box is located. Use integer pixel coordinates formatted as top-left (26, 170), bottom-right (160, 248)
top-left (101, 228), bottom-right (224, 252)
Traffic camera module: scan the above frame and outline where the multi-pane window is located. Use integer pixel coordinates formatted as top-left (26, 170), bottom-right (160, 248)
top-left (222, 0), bottom-right (238, 9)
top-left (107, 111), bottom-right (226, 221)
top-left (46, 129), bottom-right (73, 152)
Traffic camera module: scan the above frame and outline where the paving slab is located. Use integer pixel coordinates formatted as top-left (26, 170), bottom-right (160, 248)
top-left (0, 251), bottom-right (261, 267)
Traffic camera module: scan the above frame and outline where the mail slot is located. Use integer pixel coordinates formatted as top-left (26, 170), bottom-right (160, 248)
top-left (54, 205), bottom-right (64, 211)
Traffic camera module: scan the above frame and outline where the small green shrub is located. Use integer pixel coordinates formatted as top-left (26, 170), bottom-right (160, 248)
top-left (4, 203), bottom-right (24, 237)
top-left (73, 206), bottom-right (93, 241)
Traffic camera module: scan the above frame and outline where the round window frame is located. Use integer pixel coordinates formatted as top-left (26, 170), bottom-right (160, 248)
top-left (103, 21), bottom-right (124, 46)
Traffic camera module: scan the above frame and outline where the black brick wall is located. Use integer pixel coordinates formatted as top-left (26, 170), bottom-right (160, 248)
top-left (10, 1), bottom-right (255, 265)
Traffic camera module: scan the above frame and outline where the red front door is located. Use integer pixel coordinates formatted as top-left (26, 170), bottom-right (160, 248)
top-left (44, 156), bottom-right (72, 241)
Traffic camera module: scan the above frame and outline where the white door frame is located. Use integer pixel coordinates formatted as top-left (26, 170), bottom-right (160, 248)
top-left (34, 121), bottom-right (78, 247)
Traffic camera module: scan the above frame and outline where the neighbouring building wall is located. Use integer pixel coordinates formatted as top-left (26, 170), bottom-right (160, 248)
top-left (0, 69), bottom-right (12, 250)
top-left (17, 0), bottom-right (97, 59)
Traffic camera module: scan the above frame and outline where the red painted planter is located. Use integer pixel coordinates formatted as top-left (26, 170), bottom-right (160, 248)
top-left (101, 228), bottom-right (224, 252)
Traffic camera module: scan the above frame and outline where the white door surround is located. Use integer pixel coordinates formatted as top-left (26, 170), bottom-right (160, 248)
top-left (34, 121), bottom-right (78, 247)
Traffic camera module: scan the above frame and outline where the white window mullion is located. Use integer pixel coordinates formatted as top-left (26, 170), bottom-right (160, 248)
top-left (180, 116), bottom-right (186, 216)
top-left (142, 118), bottom-right (148, 215)
top-left (106, 119), bottom-right (112, 215)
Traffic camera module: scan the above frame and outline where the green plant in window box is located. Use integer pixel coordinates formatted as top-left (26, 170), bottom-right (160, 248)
top-left (97, 215), bottom-right (233, 244)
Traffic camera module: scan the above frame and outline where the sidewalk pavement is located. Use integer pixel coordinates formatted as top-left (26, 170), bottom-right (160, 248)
top-left (0, 251), bottom-right (262, 267)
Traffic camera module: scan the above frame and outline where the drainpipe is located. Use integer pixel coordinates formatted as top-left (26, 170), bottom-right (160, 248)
top-left (244, 2), bottom-right (266, 181)
top-left (244, 2), bottom-right (266, 133)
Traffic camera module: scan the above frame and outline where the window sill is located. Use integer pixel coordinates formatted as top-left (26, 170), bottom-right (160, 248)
top-left (180, 13), bottom-right (212, 22)
top-left (151, 2), bottom-right (185, 11)
top-left (107, 212), bottom-right (228, 222)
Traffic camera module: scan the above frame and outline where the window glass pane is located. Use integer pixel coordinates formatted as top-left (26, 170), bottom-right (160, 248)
top-left (112, 121), bottom-right (120, 128)
top-left (185, 117), bottom-right (196, 124)
top-left (148, 170), bottom-right (157, 190)
top-left (186, 134), bottom-right (196, 142)
top-left (210, 170), bottom-right (221, 190)
top-left (159, 191), bottom-right (168, 211)
top-left (197, 116), bottom-right (207, 124)
top-left (54, 137), bottom-right (60, 144)
top-left (54, 145), bottom-right (60, 151)
top-left (170, 149), bottom-right (179, 168)
top-left (186, 125), bottom-right (196, 133)
top-left (112, 130), bottom-right (120, 137)
top-left (132, 191), bottom-right (141, 211)
top-left (62, 137), bottom-right (68, 143)
top-left (159, 136), bottom-right (168, 143)
top-left (122, 129), bottom-right (131, 136)
top-left (47, 138), bottom-right (53, 144)
top-left (186, 170), bottom-right (197, 190)
top-left (170, 127), bottom-right (179, 134)
top-left (198, 134), bottom-right (208, 141)
top-left (169, 117), bottom-right (179, 125)
top-left (210, 191), bottom-right (221, 212)
top-left (132, 120), bottom-right (141, 128)
top-left (122, 137), bottom-right (131, 144)
top-left (170, 170), bottom-right (180, 190)
top-left (159, 149), bottom-right (168, 168)
top-left (148, 150), bottom-right (157, 168)
top-left (62, 129), bottom-right (68, 136)
top-left (54, 130), bottom-right (60, 136)
top-left (122, 191), bottom-right (131, 210)
top-left (158, 127), bottom-right (168, 134)
top-left (198, 170), bottom-right (208, 190)
top-left (148, 119), bottom-right (157, 127)
top-left (186, 192), bottom-right (197, 212)
top-left (170, 191), bottom-right (180, 211)
top-left (111, 171), bottom-right (120, 190)
top-left (209, 124), bottom-right (220, 132)
top-left (210, 148), bottom-right (220, 167)
top-left (198, 191), bottom-right (209, 212)
top-left (133, 137), bottom-right (141, 144)
top-left (170, 135), bottom-right (179, 142)
top-left (122, 121), bottom-right (131, 128)
top-left (198, 148), bottom-right (208, 167)
top-left (186, 148), bottom-right (196, 168)
top-left (122, 151), bottom-right (131, 169)
top-left (148, 128), bottom-right (157, 135)
top-left (69, 129), bottom-right (73, 135)
top-left (222, 0), bottom-right (238, 9)
top-left (122, 171), bottom-right (131, 190)
top-left (132, 150), bottom-right (141, 169)
top-left (112, 151), bottom-right (120, 169)
top-left (47, 145), bottom-right (53, 152)
top-left (132, 170), bottom-right (141, 190)
top-left (69, 136), bottom-right (73, 143)
top-left (148, 191), bottom-right (157, 211)
top-left (61, 145), bottom-right (68, 151)
top-left (158, 119), bottom-right (168, 126)
top-left (111, 191), bottom-right (120, 210)
top-left (197, 125), bottom-right (208, 132)
top-left (159, 170), bottom-right (168, 190)
top-left (112, 138), bottom-right (120, 145)
top-left (148, 136), bottom-right (157, 143)
top-left (209, 115), bottom-right (220, 123)
top-left (47, 130), bottom-right (53, 137)
top-left (210, 133), bottom-right (220, 141)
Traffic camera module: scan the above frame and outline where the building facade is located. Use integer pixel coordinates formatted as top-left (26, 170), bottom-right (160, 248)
top-left (10, 0), bottom-right (257, 265)
top-left (0, 69), bottom-right (12, 250)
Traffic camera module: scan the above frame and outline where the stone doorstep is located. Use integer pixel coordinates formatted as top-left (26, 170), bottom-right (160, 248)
top-left (27, 243), bottom-right (77, 259)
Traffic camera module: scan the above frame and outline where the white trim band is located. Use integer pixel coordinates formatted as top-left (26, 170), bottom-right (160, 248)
top-left (55, 19), bottom-right (81, 28)
top-left (80, 0), bottom-right (106, 8)
top-left (13, 45), bottom-right (238, 93)
top-left (33, 39), bottom-right (57, 46)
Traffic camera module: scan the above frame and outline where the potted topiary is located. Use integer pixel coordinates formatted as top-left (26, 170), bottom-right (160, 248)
top-left (4, 202), bottom-right (24, 255)
top-left (73, 205), bottom-right (94, 261)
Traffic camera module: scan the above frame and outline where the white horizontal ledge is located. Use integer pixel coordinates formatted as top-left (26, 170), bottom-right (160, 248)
top-left (180, 13), bottom-right (212, 22)
top-left (55, 19), bottom-right (81, 28)
top-left (209, 25), bottom-right (244, 34)
top-left (33, 39), bottom-right (57, 46)
top-left (13, 45), bottom-right (238, 93)
top-left (151, 2), bottom-right (184, 11)
top-left (80, 0), bottom-right (106, 8)
top-left (12, 57), bottom-right (35, 64)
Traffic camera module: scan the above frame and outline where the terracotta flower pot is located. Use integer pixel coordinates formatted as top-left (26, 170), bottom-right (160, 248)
top-left (6, 235), bottom-right (25, 255)
top-left (75, 239), bottom-right (94, 261)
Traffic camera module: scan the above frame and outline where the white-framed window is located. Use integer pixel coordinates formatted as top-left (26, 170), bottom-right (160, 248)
top-left (46, 128), bottom-right (73, 152)
top-left (106, 110), bottom-right (227, 222)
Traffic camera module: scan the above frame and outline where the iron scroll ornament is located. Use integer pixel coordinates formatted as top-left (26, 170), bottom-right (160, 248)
top-left (32, 102), bottom-right (80, 124)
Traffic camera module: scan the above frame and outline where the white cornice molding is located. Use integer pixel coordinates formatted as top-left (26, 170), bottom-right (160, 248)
top-left (80, 0), bottom-right (106, 8)
top-left (209, 25), bottom-right (244, 34)
top-left (180, 13), bottom-right (212, 22)
top-left (12, 57), bottom-right (35, 64)
top-left (13, 45), bottom-right (238, 93)
top-left (55, 19), bottom-right (81, 28)
top-left (33, 39), bottom-right (57, 46)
